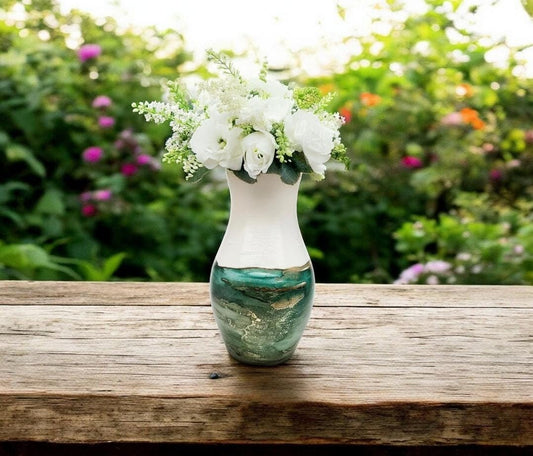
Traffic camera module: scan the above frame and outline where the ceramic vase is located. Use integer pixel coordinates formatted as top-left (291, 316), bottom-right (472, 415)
top-left (210, 170), bottom-right (315, 366)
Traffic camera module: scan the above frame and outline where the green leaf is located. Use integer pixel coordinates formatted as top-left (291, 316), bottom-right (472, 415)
top-left (5, 144), bottom-right (46, 177)
top-left (0, 181), bottom-right (30, 204)
top-left (232, 168), bottom-right (257, 184)
top-left (0, 208), bottom-right (25, 227)
top-left (280, 163), bottom-right (300, 185)
top-left (102, 252), bottom-right (127, 279)
top-left (0, 131), bottom-right (9, 146)
top-left (291, 152), bottom-right (313, 174)
top-left (77, 262), bottom-right (103, 281)
top-left (35, 189), bottom-right (65, 215)
top-left (186, 166), bottom-right (209, 183)
top-left (0, 244), bottom-right (49, 270)
top-left (77, 253), bottom-right (127, 281)
top-left (267, 159), bottom-right (282, 175)
top-left (0, 243), bottom-right (79, 279)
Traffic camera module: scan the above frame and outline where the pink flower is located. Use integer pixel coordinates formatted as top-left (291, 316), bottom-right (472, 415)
top-left (80, 191), bottom-right (92, 202)
top-left (92, 95), bottom-right (112, 109)
top-left (98, 116), bottom-right (115, 128)
top-left (394, 263), bottom-right (424, 284)
top-left (82, 146), bottom-right (103, 163)
top-left (424, 260), bottom-right (451, 274)
top-left (440, 111), bottom-right (463, 126)
top-left (136, 154), bottom-right (152, 165)
top-left (482, 143), bottom-right (495, 153)
top-left (489, 169), bottom-right (503, 181)
top-left (77, 44), bottom-right (102, 62)
top-left (94, 189), bottom-right (112, 201)
top-left (81, 204), bottom-right (97, 217)
top-left (121, 163), bottom-right (138, 176)
top-left (401, 156), bottom-right (423, 169)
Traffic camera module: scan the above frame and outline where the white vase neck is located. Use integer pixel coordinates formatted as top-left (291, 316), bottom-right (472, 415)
top-left (215, 171), bottom-right (310, 269)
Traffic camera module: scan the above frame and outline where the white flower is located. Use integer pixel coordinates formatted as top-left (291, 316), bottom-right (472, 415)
top-left (242, 131), bottom-right (276, 179)
top-left (248, 78), bottom-right (292, 99)
top-left (284, 110), bottom-right (334, 175)
top-left (134, 51), bottom-right (348, 183)
top-left (239, 96), bottom-right (293, 131)
top-left (237, 78), bottom-right (294, 131)
top-left (189, 114), bottom-right (243, 170)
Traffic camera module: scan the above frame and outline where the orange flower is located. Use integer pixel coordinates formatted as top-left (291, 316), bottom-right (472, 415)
top-left (339, 106), bottom-right (352, 124)
top-left (319, 83), bottom-right (335, 95)
top-left (456, 83), bottom-right (474, 97)
top-left (360, 92), bottom-right (381, 107)
top-left (460, 107), bottom-right (478, 123)
top-left (470, 117), bottom-right (485, 130)
top-left (460, 107), bottom-right (485, 130)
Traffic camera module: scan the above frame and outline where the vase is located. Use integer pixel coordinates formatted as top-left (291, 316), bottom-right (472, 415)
top-left (209, 170), bottom-right (315, 366)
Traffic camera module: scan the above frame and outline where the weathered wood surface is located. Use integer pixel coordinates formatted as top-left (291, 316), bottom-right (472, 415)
top-left (0, 281), bottom-right (532, 446)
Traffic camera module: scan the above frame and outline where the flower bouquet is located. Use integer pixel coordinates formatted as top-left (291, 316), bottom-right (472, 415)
top-left (132, 50), bottom-right (348, 185)
top-left (133, 51), bottom-right (348, 366)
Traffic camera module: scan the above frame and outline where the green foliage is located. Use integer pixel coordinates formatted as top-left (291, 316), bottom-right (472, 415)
top-left (301, 0), bottom-right (533, 284)
top-left (393, 193), bottom-right (533, 284)
top-left (0, 0), bottom-right (226, 281)
top-left (1, 0), bottom-right (532, 284)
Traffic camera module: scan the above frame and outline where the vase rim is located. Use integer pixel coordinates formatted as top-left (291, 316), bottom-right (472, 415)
top-left (226, 169), bottom-right (302, 186)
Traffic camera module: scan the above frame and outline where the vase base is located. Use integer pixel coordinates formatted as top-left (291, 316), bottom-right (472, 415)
top-left (225, 345), bottom-right (297, 366)
top-left (210, 261), bottom-right (314, 367)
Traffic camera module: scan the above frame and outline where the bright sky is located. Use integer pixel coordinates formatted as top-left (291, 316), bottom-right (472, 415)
top-left (56, 0), bottom-right (533, 75)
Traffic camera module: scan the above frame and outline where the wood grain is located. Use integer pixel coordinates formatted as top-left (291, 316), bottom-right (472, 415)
top-left (0, 281), bottom-right (532, 445)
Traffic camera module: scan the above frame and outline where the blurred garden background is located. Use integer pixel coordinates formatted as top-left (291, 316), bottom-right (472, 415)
top-left (1, 0), bottom-right (533, 284)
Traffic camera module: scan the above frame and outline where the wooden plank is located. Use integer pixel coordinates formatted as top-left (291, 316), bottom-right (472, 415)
top-left (1, 281), bottom-right (532, 307)
top-left (0, 282), bottom-right (532, 445)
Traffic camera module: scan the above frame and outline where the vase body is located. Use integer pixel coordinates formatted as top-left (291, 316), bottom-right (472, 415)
top-left (210, 171), bottom-right (314, 366)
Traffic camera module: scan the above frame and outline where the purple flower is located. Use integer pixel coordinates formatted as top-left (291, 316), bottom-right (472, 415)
top-left (82, 146), bottom-right (103, 163)
top-left (94, 189), bottom-right (112, 201)
top-left (78, 44), bottom-right (102, 62)
top-left (136, 154), bottom-right (152, 165)
top-left (92, 95), bottom-right (112, 109)
top-left (80, 191), bottom-right (92, 202)
top-left (81, 204), bottom-right (97, 217)
top-left (394, 263), bottom-right (425, 284)
top-left (401, 156), bottom-right (423, 169)
top-left (121, 163), bottom-right (138, 176)
top-left (98, 116), bottom-right (115, 128)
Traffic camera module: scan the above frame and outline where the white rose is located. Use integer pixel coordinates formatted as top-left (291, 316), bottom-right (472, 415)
top-left (239, 95), bottom-right (293, 132)
top-left (189, 114), bottom-right (243, 170)
top-left (242, 131), bottom-right (276, 179)
top-left (248, 78), bottom-right (291, 99)
top-left (284, 110), bottom-right (334, 175)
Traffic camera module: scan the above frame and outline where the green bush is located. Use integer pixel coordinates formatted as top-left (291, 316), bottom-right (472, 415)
top-left (0, 0), bottom-right (228, 280)
top-left (300, 0), bottom-right (533, 283)
top-left (1, 0), bottom-right (532, 284)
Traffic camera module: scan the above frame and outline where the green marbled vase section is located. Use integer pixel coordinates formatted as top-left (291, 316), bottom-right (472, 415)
top-left (210, 261), bottom-right (315, 366)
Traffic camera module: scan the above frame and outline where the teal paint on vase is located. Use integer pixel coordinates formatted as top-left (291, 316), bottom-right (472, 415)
top-left (210, 171), bottom-right (314, 366)
top-left (210, 261), bottom-right (314, 366)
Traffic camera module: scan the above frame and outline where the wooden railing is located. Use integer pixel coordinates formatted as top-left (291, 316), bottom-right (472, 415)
top-left (1, 281), bottom-right (532, 454)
